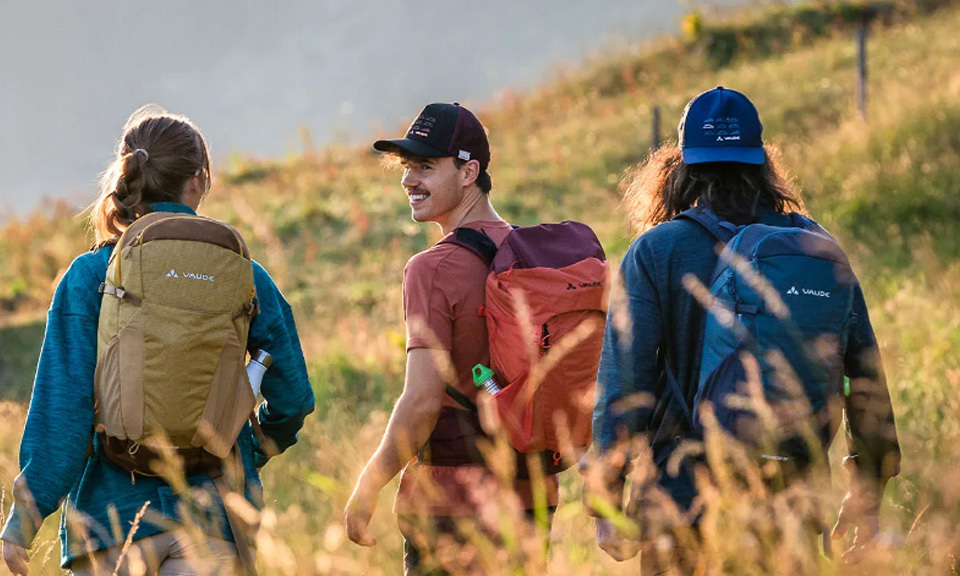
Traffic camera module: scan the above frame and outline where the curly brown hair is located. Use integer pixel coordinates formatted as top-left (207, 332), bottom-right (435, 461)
top-left (620, 144), bottom-right (804, 236)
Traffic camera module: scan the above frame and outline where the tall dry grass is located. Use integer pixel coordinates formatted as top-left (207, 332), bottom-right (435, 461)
top-left (2, 1), bottom-right (960, 574)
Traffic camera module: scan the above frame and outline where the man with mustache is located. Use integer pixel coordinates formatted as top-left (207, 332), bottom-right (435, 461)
top-left (344, 102), bottom-right (558, 575)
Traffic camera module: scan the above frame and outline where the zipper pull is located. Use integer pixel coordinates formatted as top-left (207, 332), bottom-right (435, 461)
top-left (539, 323), bottom-right (551, 354)
top-left (130, 471), bottom-right (136, 486)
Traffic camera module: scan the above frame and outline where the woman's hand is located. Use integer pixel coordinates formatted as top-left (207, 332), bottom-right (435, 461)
top-left (2, 540), bottom-right (30, 576)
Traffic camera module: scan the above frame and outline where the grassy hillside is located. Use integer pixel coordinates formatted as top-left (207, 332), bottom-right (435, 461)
top-left (2, 0), bottom-right (960, 573)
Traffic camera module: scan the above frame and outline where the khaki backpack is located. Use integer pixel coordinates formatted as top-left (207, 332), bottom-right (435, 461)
top-left (94, 211), bottom-right (259, 475)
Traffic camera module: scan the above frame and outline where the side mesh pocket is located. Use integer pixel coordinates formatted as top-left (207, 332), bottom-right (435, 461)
top-left (95, 336), bottom-right (124, 438)
top-left (693, 344), bottom-right (753, 441)
top-left (195, 325), bottom-right (256, 458)
top-left (117, 306), bottom-right (145, 439)
top-left (492, 372), bottom-right (536, 451)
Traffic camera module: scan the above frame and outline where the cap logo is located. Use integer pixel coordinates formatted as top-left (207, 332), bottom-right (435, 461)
top-left (458, 150), bottom-right (471, 161)
top-left (409, 115), bottom-right (436, 139)
top-left (704, 116), bottom-right (743, 142)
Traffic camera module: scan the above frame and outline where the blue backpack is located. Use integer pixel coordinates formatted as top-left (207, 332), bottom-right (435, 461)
top-left (670, 207), bottom-right (857, 460)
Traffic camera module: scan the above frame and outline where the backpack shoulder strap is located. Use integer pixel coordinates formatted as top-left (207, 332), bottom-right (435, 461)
top-left (436, 226), bottom-right (497, 412)
top-left (674, 206), bottom-right (741, 244)
top-left (788, 212), bottom-right (832, 236)
top-left (439, 227), bottom-right (499, 267)
top-left (445, 384), bottom-right (478, 412)
top-left (664, 359), bottom-right (694, 425)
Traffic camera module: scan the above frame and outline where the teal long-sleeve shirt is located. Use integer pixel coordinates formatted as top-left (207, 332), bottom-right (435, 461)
top-left (0, 203), bottom-right (315, 568)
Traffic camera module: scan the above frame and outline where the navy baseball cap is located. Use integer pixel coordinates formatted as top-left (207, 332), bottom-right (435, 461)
top-left (374, 102), bottom-right (491, 171)
top-left (678, 86), bottom-right (765, 165)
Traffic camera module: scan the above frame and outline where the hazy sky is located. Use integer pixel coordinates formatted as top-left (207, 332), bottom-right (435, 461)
top-left (0, 0), bottom-right (744, 215)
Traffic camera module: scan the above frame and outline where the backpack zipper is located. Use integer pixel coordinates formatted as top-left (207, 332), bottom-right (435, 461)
top-left (135, 214), bottom-right (246, 255)
top-left (540, 323), bottom-right (550, 354)
top-left (115, 214), bottom-right (246, 281)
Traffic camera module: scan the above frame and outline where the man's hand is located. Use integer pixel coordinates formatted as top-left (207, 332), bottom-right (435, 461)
top-left (342, 348), bottom-right (447, 548)
top-left (2, 540), bottom-right (30, 576)
top-left (596, 517), bottom-right (641, 562)
top-left (831, 486), bottom-right (882, 562)
top-left (344, 481), bottom-right (379, 547)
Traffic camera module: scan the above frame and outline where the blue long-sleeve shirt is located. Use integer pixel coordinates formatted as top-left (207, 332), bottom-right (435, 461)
top-left (592, 210), bottom-right (900, 511)
top-left (0, 203), bottom-right (314, 568)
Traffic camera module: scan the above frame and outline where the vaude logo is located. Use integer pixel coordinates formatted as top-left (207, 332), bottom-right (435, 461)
top-left (165, 269), bottom-right (215, 282)
top-left (566, 281), bottom-right (603, 291)
top-left (786, 285), bottom-right (829, 298)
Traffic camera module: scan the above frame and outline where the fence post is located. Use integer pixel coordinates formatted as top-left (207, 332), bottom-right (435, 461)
top-left (651, 105), bottom-right (661, 151)
top-left (857, 18), bottom-right (868, 120)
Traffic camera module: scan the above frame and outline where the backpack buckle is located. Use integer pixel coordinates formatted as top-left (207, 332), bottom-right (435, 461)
top-left (99, 283), bottom-right (142, 306)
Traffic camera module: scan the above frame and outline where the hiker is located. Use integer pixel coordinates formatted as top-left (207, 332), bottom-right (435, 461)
top-left (585, 87), bottom-right (901, 570)
top-left (0, 105), bottom-right (314, 576)
top-left (344, 102), bottom-right (597, 575)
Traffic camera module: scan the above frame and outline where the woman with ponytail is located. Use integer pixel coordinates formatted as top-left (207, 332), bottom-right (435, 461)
top-left (0, 106), bottom-right (314, 575)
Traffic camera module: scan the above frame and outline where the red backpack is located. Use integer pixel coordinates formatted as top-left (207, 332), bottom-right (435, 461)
top-left (439, 221), bottom-right (608, 474)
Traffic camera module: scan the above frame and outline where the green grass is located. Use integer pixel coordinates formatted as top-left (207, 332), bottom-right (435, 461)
top-left (2, 1), bottom-right (960, 573)
top-left (0, 321), bottom-right (44, 403)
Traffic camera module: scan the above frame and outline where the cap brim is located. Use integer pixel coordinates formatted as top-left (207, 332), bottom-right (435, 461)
top-left (682, 146), bottom-right (765, 165)
top-left (373, 138), bottom-right (449, 158)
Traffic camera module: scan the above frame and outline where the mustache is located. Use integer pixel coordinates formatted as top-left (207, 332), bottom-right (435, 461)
top-left (405, 187), bottom-right (430, 195)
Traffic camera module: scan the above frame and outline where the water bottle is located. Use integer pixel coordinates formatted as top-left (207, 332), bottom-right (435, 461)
top-left (472, 364), bottom-right (501, 395)
top-left (246, 349), bottom-right (273, 397)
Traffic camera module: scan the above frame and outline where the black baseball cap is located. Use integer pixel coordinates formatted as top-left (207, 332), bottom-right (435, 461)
top-left (679, 86), bottom-right (765, 165)
top-left (374, 102), bottom-right (491, 171)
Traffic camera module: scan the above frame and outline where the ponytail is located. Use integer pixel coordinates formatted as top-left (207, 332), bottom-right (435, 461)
top-left (89, 105), bottom-right (210, 248)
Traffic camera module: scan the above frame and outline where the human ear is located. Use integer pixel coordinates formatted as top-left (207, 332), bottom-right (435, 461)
top-left (182, 172), bottom-right (206, 209)
top-left (460, 159), bottom-right (480, 187)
